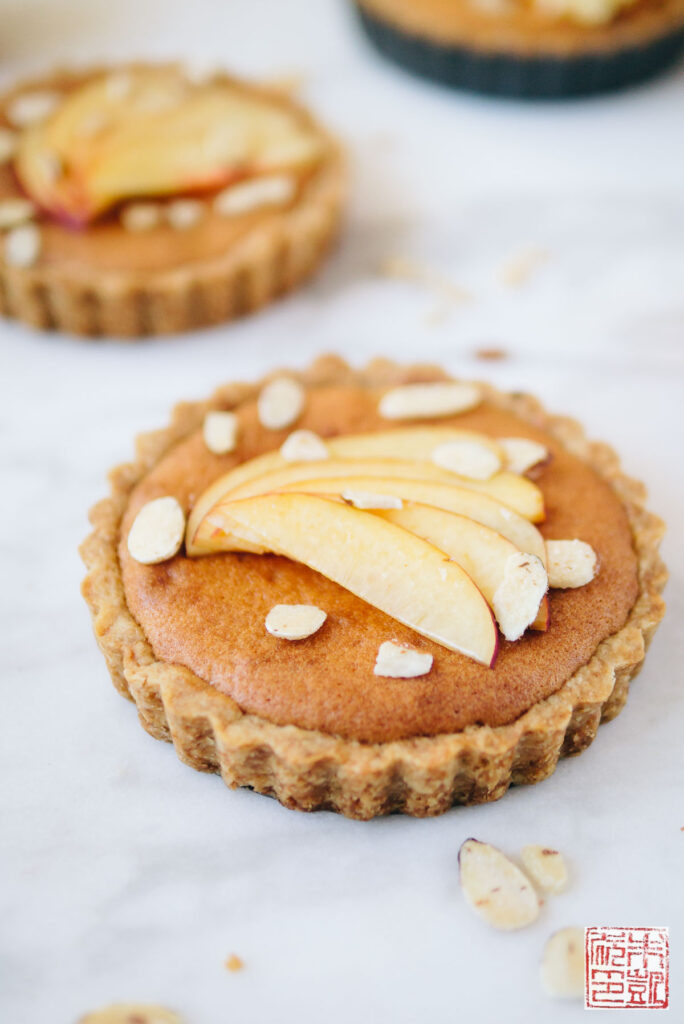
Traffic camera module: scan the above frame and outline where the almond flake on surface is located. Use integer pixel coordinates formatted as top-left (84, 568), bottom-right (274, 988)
top-left (4, 224), bottom-right (41, 268)
top-left (203, 410), bottom-right (238, 454)
top-left (257, 377), bottom-right (305, 430)
top-left (459, 839), bottom-right (540, 930)
top-left (165, 198), bottom-right (204, 230)
top-left (500, 437), bottom-right (549, 475)
top-left (77, 1004), bottom-right (183, 1024)
top-left (540, 927), bottom-right (585, 999)
top-left (546, 539), bottom-right (597, 589)
top-left (0, 127), bottom-right (18, 163)
top-left (378, 382), bottom-right (482, 421)
top-left (127, 496), bottom-right (185, 565)
top-left (265, 603), bottom-right (327, 640)
top-left (521, 845), bottom-right (568, 893)
top-left (374, 641), bottom-right (433, 678)
top-left (280, 429), bottom-right (329, 462)
top-left (0, 198), bottom-right (36, 230)
top-left (492, 552), bottom-right (547, 642)
top-left (214, 174), bottom-right (295, 217)
top-left (225, 953), bottom-right (245, 972)
top-left (342, 490), bottom-right (403, 511)
top-left (431, 438), bottom-right (501, 481)
top-left (7, 90), bottom-right (60, 127)
top-left (120, 202), bottom-right (161, 232)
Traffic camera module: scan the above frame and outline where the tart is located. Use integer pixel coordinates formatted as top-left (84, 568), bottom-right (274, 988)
top-left (353, 0), bottom-right (684, 98)
top-left (0, 64), bottom-right (344, 337)
top-left (80, 355), bottom-right (666, 819)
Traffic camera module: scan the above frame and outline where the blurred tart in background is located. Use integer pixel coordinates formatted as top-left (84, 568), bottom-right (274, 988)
top-left (0, 64), bottom-right (344, 337)
top-left (353, 0), bottom-right (684, 97)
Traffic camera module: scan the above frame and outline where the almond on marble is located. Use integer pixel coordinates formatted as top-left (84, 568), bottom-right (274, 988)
top-left (540, 928), bottom-right (585, 999)
top-left (459, 839), bottom-right (540, 930)
top-left (521, 845), bottom-right (568, 894)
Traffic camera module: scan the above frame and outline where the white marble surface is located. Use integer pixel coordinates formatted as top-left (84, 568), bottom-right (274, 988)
top-left (1, 1), bottom-right (683, 1022)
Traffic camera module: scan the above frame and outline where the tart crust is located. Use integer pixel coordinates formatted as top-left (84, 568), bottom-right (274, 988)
top-left (0, 67), bottom-right (345, 338)
top-left (80, 355), bottom-right (667, 819)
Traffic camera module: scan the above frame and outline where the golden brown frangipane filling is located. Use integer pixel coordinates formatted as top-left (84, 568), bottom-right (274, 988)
top-left (120, 386), bottom-right (638, 744)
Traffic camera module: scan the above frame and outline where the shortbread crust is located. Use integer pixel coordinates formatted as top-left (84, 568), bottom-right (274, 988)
top-left (81, 356), bottom-right (666, 818)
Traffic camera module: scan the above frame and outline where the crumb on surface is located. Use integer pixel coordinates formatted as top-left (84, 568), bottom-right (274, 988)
top-left (474, 346), bottom-right (508, 362)
top-left (379, 255), bottom-right (472, 312)
top-left (225, 954), bottom-right (244, 972)
top-left (500, 247), bottom-right (549, 288)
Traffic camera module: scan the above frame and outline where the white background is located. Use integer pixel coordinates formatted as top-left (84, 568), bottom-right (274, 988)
top-left (1, 1), bottom-right (683, 1022)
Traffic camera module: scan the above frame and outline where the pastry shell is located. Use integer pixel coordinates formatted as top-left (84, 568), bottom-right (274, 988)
top-left (80, 355), bottom-right (667, 819)
top-left (0, 68), bottom-right (345, 338)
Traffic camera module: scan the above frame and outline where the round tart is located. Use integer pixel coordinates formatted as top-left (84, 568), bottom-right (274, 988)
top-left (353, 0), bottom-right (684, 98)
top-left (80, 355), bottom-right (666, 819)
top-left (0, 65), bottom-right (344, 337)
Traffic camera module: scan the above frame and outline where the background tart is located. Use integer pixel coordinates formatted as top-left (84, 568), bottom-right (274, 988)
top-left (81, 356), bottom-right (666, 818)
top-left (353, 0), bottom-right (684, 98)
top-left (0, 65), bottom-right (345, 338)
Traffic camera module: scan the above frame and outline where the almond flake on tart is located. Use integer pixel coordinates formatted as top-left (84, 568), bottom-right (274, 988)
top-left (0, 64), bottom-right (344, 337)
top-left (80, 356), bottom-right (667, 819)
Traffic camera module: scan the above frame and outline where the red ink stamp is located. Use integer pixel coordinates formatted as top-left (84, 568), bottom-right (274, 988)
top-left (585, 927), bottom-right (669, 1009)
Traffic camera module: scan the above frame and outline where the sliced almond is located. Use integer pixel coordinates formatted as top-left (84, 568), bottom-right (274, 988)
top-left (374, 641), bottom-right (433, 678)
top-left (214, 174), bottom-right (295, 217)
top-left (105, 72), bottom-right (133, 103)
top-left (280, 429), bottom-right (329, 462)
top-left (459, 839), bottom-right (540, 930)
top-left (492, 552), bottom-right (547, 642)
top-left (4, 224), bottom-right (41, 268)
top-left (378, 382), bottom-right (482, 421)
top-left (7, 90), bottom-right (60, 127)
top-left (540, 927), bottom-right (585, 999)
top-left (431, 439), bottom-right (501, 481)
top-left (546, 540), bottom-right (597, 589)
top-left (165, 198), bottom-right (204, 230)
top-left (500, 437), bottom-right (549, 475)
top-left (0, 198), bottom-right (36, 230)
top-left (78, 1004), bottom-right (183, 1024)
top-left (265, 603), bottom-right (327, 640)
top-left (0, 127), bottom-right (18, 164)
top-left (257, 377), bottom-right (305, 431)
top-left (203, 411), bottom-right (238, 455)
top-left (127, 496), bottom-right (185, 565)
top-left (342, 490), bottom-right (403, 510)
top-left (521, 845), bottom-right (568, 894)
top-left (120, 202), bottom-right (161, 232)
